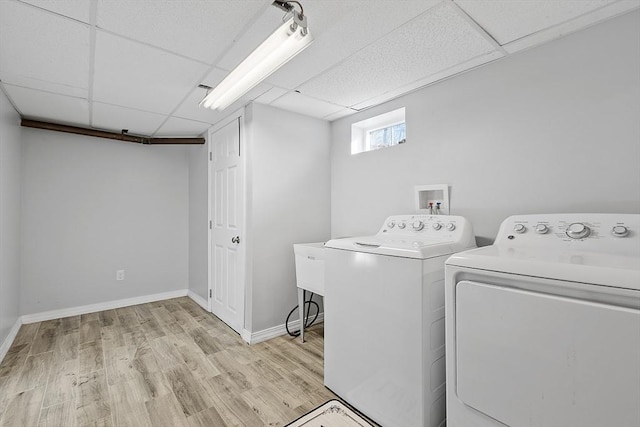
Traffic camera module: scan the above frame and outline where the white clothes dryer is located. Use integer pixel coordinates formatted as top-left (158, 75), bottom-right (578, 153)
top-left (324, 215), bottom-right (476, 427)
top-left (445, 214), bottom-right (640, 427)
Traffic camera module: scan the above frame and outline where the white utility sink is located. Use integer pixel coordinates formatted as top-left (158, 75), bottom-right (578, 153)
top-left (293, 242), bottom-right (325, 342)
top-left (294, 241), bottom-right (325, 295)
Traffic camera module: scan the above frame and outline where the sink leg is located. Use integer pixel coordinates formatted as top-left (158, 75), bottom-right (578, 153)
top-left (298, 288), bottom-right (306, 343)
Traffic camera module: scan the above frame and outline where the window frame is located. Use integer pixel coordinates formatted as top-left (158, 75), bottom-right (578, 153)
top-left (351, 107), bottom-right (406, 155)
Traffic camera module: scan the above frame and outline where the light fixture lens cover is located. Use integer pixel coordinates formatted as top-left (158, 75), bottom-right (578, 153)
top-left (200, 17), bottom-right (313, 111)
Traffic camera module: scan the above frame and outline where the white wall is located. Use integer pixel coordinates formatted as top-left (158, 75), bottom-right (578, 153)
top-left (187, 142), bottom-right (209, 302)
top-left (331, 11), bottom-right (640, 243)
top-left (0, 89), bottom-right (22, 347)
top-left (245, 103), bottom-right (331, 333)
top-left (20, 129), bottom-right (190, 315)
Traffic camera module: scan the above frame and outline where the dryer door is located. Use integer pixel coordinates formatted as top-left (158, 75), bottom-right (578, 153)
top-left (455, 280), bottom-right (640, 427)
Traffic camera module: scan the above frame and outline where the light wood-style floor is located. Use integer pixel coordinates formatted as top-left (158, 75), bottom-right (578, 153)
top-left (0, 297), bottom-right (336, 426)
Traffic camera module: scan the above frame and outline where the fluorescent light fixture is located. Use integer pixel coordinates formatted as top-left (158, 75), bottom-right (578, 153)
top-left (200, 3), bottom-right (313, 111)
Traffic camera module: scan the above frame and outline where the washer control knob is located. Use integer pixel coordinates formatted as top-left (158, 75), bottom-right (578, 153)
top-left (412, 221), bottom-right (424, 231)
top-left (566, 223), bottom-right (591, 239)
top-left (387, 221), bottom-right (395, 229)
top-left (432, 223), bottom-right (442, 230)
top-left (612, 225), bottom-right (629, 237)
top-left (446, 223), bottom-right (456, 231)
top-left (535, 224), bottom-right (549, 234)
top-left (513, 224), bottom-right (526, 234)
top-left (398, 222), bottom-right (406, 229)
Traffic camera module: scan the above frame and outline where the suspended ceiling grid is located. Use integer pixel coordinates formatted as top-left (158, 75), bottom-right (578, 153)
top-left (0, 0), bottom-right (637, 137)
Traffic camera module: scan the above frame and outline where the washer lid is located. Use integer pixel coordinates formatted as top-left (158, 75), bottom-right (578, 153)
top-left (325, 235), bottom-right (472, 259)
top-left (446, 245), bottom-right (640, 291)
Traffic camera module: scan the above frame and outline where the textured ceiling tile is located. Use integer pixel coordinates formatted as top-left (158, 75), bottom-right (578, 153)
top-left (4, 84), bottom-right (89, 126)
top-left (198, 67), bottom-right (231, 90)
top-left (323, 108), bottom-right (359, 122)
top-left (214, 6), bottom-right (285, 71)
top-left (298, 3), bottom-right (497, 107)
top-left (155, 116), bottom-right (211, 137)
top-left (0, 1), bottom-right (90, 92)
top-left (455, 0), bottom-right (618, 45)
top-left (173, 87), bottom-right (230, 124)
top-left (0, 74), bottom-right (88, 99)
top-left (19, 0), bottom-right (91, 23)
top-left (218, 1), bottom-right (442, 89)
top-left (253, 86), bottom-right (290, 105)
top-left (96, 0), bottom-right (267, 63)
top-left (270, 92), bottom-right (344, 119)
top-left (498, 1), bottom-right (640, 54)
top-left (351, 50), bottom-right (504, 110)
top-left (92, 102), bottom-right (167, 135)
top-left (268, 0), bottom-right (444, 89)
top-left (93, 31), bottom-right (208, 115)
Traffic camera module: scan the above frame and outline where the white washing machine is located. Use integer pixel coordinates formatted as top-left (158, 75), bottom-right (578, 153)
top-left (445, 213), bottom-right (640, 427)
top-left (324, 215), bottom-right (476, 427)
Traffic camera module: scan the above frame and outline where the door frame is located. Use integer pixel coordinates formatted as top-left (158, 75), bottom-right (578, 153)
top-left (207, 108), bottom-right (248, 342)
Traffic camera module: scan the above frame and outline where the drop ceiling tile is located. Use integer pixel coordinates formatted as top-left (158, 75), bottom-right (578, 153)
top-left (196, 67), bottom-right (228, 93)
top-left (96, 0), bottom-right (267, 63)
top-left (218, 1), bottom-right (442, 89)
top-left (298, 3), bottom-right (497, 107)
top-left (214, 6), bottom-right (295, 71)
top-left (4, 84), bottom-right (89, 126)
top-left (173, 87), bottom-right (229, 124)
top-left (351, 50), bottom-right (504, 110)
top-left (0, 1), bottom-right (90, 93)
top-left (499, 1), bottom-right (640, 54)
top-left (155, 117), bottom-right (211, 137)
top-left (19, 0), bottom-right (91, 23)
top-left (253, 86), bottom-right (290, 105)
top-left (0, 74), bottom-right (88, 99)
top-left (270, 92), bottom-right (344, 119)
top-left (93, 31), bottom-right (209, 115)
top-left (454, 0), bottom-right (618, 45)
top-left (92, 102), bottom-right (167, 135)
top-left (323, 108), bottom-right (359, 122)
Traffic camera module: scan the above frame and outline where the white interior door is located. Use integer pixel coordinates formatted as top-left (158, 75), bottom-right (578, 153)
top-left (209, 118), bottom-right (244, 334)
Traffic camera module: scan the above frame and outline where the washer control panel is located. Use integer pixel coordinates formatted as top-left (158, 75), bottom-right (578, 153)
top-left (498, 214), bottom-right (640, 256)
top-left (380, 215), bottom-right (464, 237)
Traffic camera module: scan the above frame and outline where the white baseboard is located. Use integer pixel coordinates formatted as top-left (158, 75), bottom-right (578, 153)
top-left (0, 317), bottom-right (23, 364)
top-left (21, 289), bottom-right (189, 324)
top-left (14, 289), bottom-right (322, 349)
top-left (245, 313), bottom-right (324, 345)
top-left (241, 329), bottom-right (252, 343)
top-left (187, 290), bottom-right (208, 311)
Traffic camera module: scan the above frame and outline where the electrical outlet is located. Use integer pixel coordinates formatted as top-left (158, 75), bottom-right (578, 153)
top-left (116, 270), bottom-right (125, 281)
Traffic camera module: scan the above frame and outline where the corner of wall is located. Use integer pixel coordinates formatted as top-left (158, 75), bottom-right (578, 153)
top-left (0, 88), bottom-right (23, 358)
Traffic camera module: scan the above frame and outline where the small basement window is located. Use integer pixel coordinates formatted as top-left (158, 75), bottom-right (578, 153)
top-left (351, 107), bottom-right (406, 155)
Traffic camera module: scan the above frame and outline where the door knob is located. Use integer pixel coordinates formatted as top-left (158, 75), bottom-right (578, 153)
top-left (231, 236), bottom-right (240, 244)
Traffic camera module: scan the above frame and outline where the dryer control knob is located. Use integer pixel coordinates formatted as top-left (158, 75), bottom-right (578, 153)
top-left (535, 224), bottom-right (549, 234)
top-left (446, 223), bottom-right (456, 231)
top-left (412, 221), bottom-right (424, 231)
top-left (387, 221), bottom-right (396, 229)
top-left (513, 224), bottom-right (526, 234)
top-left (566, 223), bottom-right (591, 239)
top-left (612, 225), bottom-right (629, 237)
top-left (398, 222), bottom-right (406, 229)
top-left (432, 223), bottom-right (442, 230)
